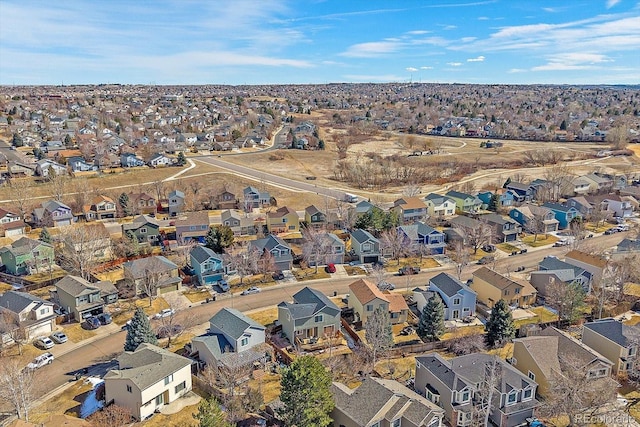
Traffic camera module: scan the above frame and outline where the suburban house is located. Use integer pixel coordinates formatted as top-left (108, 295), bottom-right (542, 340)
top-left (128, 192), bottom-right (157, 215)
top-left (504, 181), bottom-right (535, 202)
top-left (53, 275), bottom-right (117, 321)
top-left (392, 197), bottom-right (428, 224)
top-left (477, 189), bottom-right (515, 209)
top-left (266, 206), bottom-right (300, 234)
top-left (582, 173), bottom-right (613, 194)
top-left (83, 195), bottom-right (117, 221)
top-left (564, 250), bottom-right (608, 284)
top-left (120, 153), bottom-right (145, 168)
top-left (0, 237), bottom-right (55, 275)
top-left (415, 353), bottom-right (539, 427)
top-left (0, 290), bottom-right (56, 342)
top-left (189, 245), bottom-right (225, 285)
top-left (348, 279), bottom-right (409, 325)
top-left (445, 190), bottom-right (482, 214)
top-left (175, 211), bottom-right (210, 244)
top-left (349, 229), bottom-right (381, 264)
top-left (249, 234), bottom-right (293, 271)
top-left (398, 222), bottom-right (447, 254)
top-left (220, 210), bottom-right (257, 236)
top-left (617, 238), bottom-right (640, 253)
top-left (582, 318), bottom-right (640, 375)
top-left (104, 343), bottom-right (192, 421)
top-left (480, 213), bottom-right (521, 243)
top-left (568, 176), bottom-right (593, 197)
top-left (424, 193), bottom-right (457, 218)
top-left (215, 190), bottom-right (238, 210)
top-left (471, 267), bottom-right (537, 308)
top-left (331, 377), bottom-right (444, 427)
top-left (322, 232), bottom-right (346, 265)
top-left (566, 196), bottom-right (594, 217)
top-left (512, 327), bottom-right (615, 397)
top-left (424, 272), bottom-right (476, 321)
top-left (0, 208), bottom-right (26, 237)
top-left (122, 256), bottom-right (181, 296)
top-left (35, 159), bottom-right (67, 177)
top-left (354, 200), bottom-right (374, 217)
top-left (32, 200), bottom-right (74, 227)
top-left (122, 215), bottom-right (161, 245)
top-left (191, 307), bottom-right (268, 370)
top-left (148, 153), bottom-right (172, 167)
top-left (167, 190), bottom-right (185, 217)
top-left (304, 205), bottom-right (326, 229)
top-left (509, 204), bottom-right (559, 233)
top-left (277, 287), bottom-right (342, 345)
top-left (67, 156), bottom-right (98, 173)
top-left (242, 186), bottom-right (270, 211)
top-left (592, 194), bottom-right (634, 218)
top-left (541, 202), bottom-right (580, 229)
top-left (531, 256), bottom-right (593, 295)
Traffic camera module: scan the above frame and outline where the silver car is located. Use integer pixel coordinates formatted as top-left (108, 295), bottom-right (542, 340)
top-left (34, 336), bottom-right (55, 350)
top-left (50, 331), bottom-right (68, 344)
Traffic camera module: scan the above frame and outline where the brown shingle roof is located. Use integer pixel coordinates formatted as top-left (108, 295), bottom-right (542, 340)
top-left (385, 292), bottom-right (409, 313)
top-left (565, 250), bottom-right (607, 269)
top-left (473, 267), bottom-right (522, 291)
top-left (349, 279), bottom-right (389, 304)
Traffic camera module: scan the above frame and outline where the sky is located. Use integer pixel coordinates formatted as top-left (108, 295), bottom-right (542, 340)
top-left (0, 0), bottom-right (639, 86)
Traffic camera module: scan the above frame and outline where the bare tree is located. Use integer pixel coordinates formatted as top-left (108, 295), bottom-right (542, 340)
top-left (402, 182), bottom-right (422, 197)
top-left (0, 310), bottom-right (28, 355)
top-left (610, 255), bottom-right (639, 303)
top-left (370, 264), bottom-right (387, 286)
top-left (57, 224), bottom-right (112, 281)
top-left (545, 279), bottom-right (587, 325)
top-left (471, 357), bottom-right (502, 427)
top-left (588, 206), bottom-right (612, 230)
top-left (225, 244), bottom-right (259, 286)
top-left (606, 126), bottom-right (629, 150)
top-left (379, 229), bottom-right (410, 265)
top-left (450, 240), bottom-right (470, 281)
top-left (7, 178), bottom-right (33, 218)
top-left (364, 306), bottom-right (393, 370)
top-left (87, 404), bottom-right (132, 427)
top-left (48, 170), bottom-right (70, 202)
top-left (0, 358), bottom-right (38, 421)
top-left (454, 221), bottom-right (493, 255)
top-left (302, 227), bottom-right (331, 273)
top-left (201, 363), bottom-right (252, 423)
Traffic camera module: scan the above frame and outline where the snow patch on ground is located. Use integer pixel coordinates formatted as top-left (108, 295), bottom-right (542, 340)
top-left (80, 378), bottom-right (105, 419)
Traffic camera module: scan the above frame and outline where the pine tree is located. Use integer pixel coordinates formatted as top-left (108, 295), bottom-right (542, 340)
top-left (118, 192), bottom-right (131, 217)
top-left (124, 307), bottom-right (158, 351)
top-left (11, 132), bottom-right (23, 147)
top-left (485, 299), bottom-right (516, 348)
top-left (176, 151), bottom-right (186, 166)
top-left (205, 226), bottom-right (234, 253)
top-left (193, 396), bottom-right (233, 427)
top-left (488, 193), bottom-right (499, 212)
top-left (417, 294), bottom-right (445, 342)
top-left (502, 177), bottom-right (511, 188)
top-left (280, 356), bottom-right (334, 427)
top-left (64, 134), bottom-right (72, 147)
top-left (39, 227), bottom-right (52, 244)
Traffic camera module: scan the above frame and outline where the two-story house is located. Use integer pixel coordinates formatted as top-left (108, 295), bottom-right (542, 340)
top-left (348, 279), bottom-right (409, 325)
top-left (350, 229), bottom-right (381, 264)
top-left (582, 318), bottom-right (639, 375)
top-left (189, 245), bottom-right (225, 285)
top-left (392, 197), bottom-right (428, 224)
top-left (509, 204), bottom-right (559, 233)
top-left (54, 275), bottom-right (117, 321)
top-left (167, 190), bottom-right (185, 217)
top-left (215, 190), bottom-right (238, 210)
top-left (530, 255), bottom-right (593, 295)
top-left (128, 192), bottom-right (157, 215)
top-left (104, 343), bottom-right (192, 420)
top-left (471, 267), bottom-right (537, 308)
top-left (582, 173), bottom-right (613, 194)
top-left (83, 195), bottom-right (117, 221)
top-left (249, 234), bottom-right (293, 271)
top-left (175, 211), bottom-right (210, 244)
top-left (191, 307), bottom-right (268, 370)
top-left (67, 156), bottom-right (98, 173)
top-left (566, 196), bottom-right (594, 217)
top-left (398, 222), bottom-right (447, 255)
top-left (564, 250), bottom-right (608, 285)
top-left (277, 287), bottom-right (342, 345)
top-left (120, 153), bottom-right (145, 168)
top-left (32, 200), bottom-right (74, 227)
top-left (304, 205), bottom-right (326, 229)
top-left (266, 206), bottom-right (300, 234)
top-left (445, 190), bottom-right (482, 214)
top-left (122, 215), bottom-right (161, 245)
top-left (242, 186), bottom-right (270, 211)
top-left (422, 272), bottom-right (476, 321)
top-left (504, 182), bottom-right (535, 203)
top-left (122, 256), bottom-right (182, 296)
top-left (148, 153), bottom-right (172, 167)
top-left (541, 202), bottom-right (580, 229)
top-left (424, 193), bottom-right (457, 218)
top-left (0, 208), bottom-right (26, 237)
top-left (220, 210), bottom-right (257, 236)
top-left (0, 290), bottom-right (56, 341)
top-left (480, 213), bottom-right (521, 243)
top-left (0, 237), bottom-right (55, 276)
top-left (415, 353), bottom-right (539, 427)
top-left (331, 377), bottom-right (444, 427)
top-left (592, 194), bottom-right (634, 218)
top-left (35, 159), bottom-right (67, 178)
top-left (513, 327), bottom-right (615, 397)
top-left (477, 189), bottom-right (515, 209)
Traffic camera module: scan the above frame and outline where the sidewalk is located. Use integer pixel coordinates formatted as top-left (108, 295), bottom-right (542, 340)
top-left (49, 322), bottom-right (121, 359)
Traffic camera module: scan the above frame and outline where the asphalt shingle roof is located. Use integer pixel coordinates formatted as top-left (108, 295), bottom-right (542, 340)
top-left (429, 272), bottom-right (473, 298)
top-left (55, 275), bottom-right (98, 297)
top-left (0, 290), bottom-right (51, 314)
top-left (584, 318), bottom-right (638, 347)
top-left (209, 307), bottom-right (265, 342)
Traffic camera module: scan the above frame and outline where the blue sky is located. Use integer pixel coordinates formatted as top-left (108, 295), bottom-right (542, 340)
top-left (0, 0), bottom-right (638, 85)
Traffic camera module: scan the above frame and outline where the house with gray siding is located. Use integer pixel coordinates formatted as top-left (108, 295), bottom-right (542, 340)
top-left (426, 272), bottom-right (476, 321)
top-left (349, 229), bottom-right (381, 264)
top-left (122, 215), bottom-right (161, 245)
top-left (277, 287), bottom-right (341, 345)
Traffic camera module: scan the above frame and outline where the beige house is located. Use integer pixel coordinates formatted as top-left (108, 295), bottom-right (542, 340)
top-left (471, 267), bottom-right (537, 308)
top-left (348, 279), bottom-right (409, 324)
top-left (582, 318), bottom-right (639, 375)
top-left (104, 343), bottom-right (192, 420)
top-left (0, 290), bottom-right (56, 343)
top-left (266, 206), bottom-right (300, 234)
top-left (512, 327), bottom-right (614, 396)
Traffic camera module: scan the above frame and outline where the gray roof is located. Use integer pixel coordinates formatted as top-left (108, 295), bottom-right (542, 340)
top-left (104, 343), bottom-right (192, 390)
top-left (0, 237), bottom-right (52, 257)
top-left (122, 256), bottom-right (178, 279)
top-left (0, 290), bottom-right (52, 314)
top-left (95, 280), bottom-right (118, 295)
top-left (618, 238), bottom-right (640, 252)
top-left (450, 353), bottom-right (537, 394)
top-left (541, 202), bottom-right (577, 213)
top-left (209, 307), bottom-right (265, 342)
top-left (415, 353), bottom-right (471, 392)
top-left (350, 228), bottom-right (377, 244)
top-left (445, 190), bottom-right (476, 201)
top-left (123, 215), bottom-right (160, 232)
top-left (429, 272), bottom-right (475, 298)
top-left (450, 215), bottom-right (481, 229)
top-left (56, 275), bottom-right (98, 297)
top-left (250, 234), bottom-right (291, 254)
top-left (530, 269), bottom-right (577, 283)
top-left (482, 213), bottom-right (516, 226)
top-left (399, 222), bottom-right (441, 241)
top-left (190, 245), bottom-right (222, 264)
top-left (279, 287), bottom-right (340, 320)
top-left (539, 256), bottom-right (590, 279)
top-left (355, 200), bottom-right (373, 214)
top-left (584, 318), bottom-right (639, 347)
top-left (424, 193), bottom-right (455, 205)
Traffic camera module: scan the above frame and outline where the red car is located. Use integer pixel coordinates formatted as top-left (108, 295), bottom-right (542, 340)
top-left (325, 263), bottom-right (336, 273)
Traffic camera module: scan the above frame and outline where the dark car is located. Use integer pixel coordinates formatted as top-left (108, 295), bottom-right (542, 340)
top-left (604, 228), bottom-right (618, 235)
top-left (325, 263), bottom-right (336, 273)
top-left (478, 256), bottom-right (494, 265)
top-left (83, 316), bottom-right (101, 330)
top-left (272, 271), bottom-right (285, 280)
top-left (96, 313), bottom-right (112, 325)
top-left (398, 266), bottom-right (420, 275)
top-left (482, 244), bottom-right (496, 252)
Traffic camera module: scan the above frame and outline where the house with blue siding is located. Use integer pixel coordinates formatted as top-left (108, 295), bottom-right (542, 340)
top-left (504, 182), bottom-right (535, 203)
top-left (427, 272), bottom-right (476, 320)
top-left (477, 189), bottom-right (515, 209)
top-left (190, 245), bottom-right (225, 285)
top-left (541, 202), bottom-right (581, 229)
top-left (397, 222), bottom-right (446, 254)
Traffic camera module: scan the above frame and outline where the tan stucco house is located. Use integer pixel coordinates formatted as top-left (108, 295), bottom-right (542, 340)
top-left (471, 267), bottom-right (537, 308)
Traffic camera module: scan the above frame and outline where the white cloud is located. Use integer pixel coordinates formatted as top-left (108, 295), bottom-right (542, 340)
top-left (467, 55), bottom-right (485, 62)
top-left (340, 41), bottom-right (402, 57)
top-left (532, 52), bottom-right (613, 71)
top-left (461, 37), bottom-right (477, 43)
top-left (420, 66), bottom-right (434, 70)
top-left (447, 62), bottom-right (462, 66)
top-left (508, 68), bottom-right (527, 73)
top-left (407, 30), bottom-right (429, 35)
top-left (606, 0), bottom-right (621, 8)
top-left (478, 16), bottom-right (490, 20)
top-left (406, 67), bottom-right (418, 72)
top-left (443, 25), bottom-right (458, 30)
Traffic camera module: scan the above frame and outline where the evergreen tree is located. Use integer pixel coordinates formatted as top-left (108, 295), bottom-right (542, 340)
top-left (11, 132), bottom-right (23, 147)
top-left (39, 227), bottom-right (52, 244)
top-left (485, 299), bottom-right (516, 348)
top-left (280, 356), bottom-right (334, 427)
top-left (417, 294), bottom-right (445, 342)
top-left (488, 193), bottom-right (499, 212)
top-left (124, 307), bottom-right (158, 351)
top-left (118, 192), bottom-right (132, 217)
top-left (205, 226), bottom-right (234, 253)
top-left (318, 139), bottom-right (325, 150)
top-left (560, 119), bottom-right (567, 130)
top-left (125, 231), bottom-right (141, 257)
top-left (502, 177), bottom-right (511, 188)
top-left (32, 148), bottom-right (45, 160)
top-left (193, 396), bottom-right (233, 427)
top-left (64, 134), bottom-right (72, 147)
top-left (176, 151), bottom-right (186, 166)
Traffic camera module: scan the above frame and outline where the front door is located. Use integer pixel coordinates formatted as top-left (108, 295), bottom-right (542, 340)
top-left (452, 309), bottom-right (460, 319)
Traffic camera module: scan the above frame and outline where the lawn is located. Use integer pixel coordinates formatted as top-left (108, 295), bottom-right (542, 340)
top-left (521, 234), bottom-right (559, 247)
top-left (24, 269), bottom-right (67, 283)
top-left (64, 323), bottom-right (97, 343)
top-left (141, 403), bottom-right (199, 427)
top-left (229, 274), bottom-right (276, 287)
top-left (624, 283), bottom-right (640, 298)
top-left (486, 342), bottom-right (513, 360)
top-left (92, 267), bottom-right (124, 283)
top-left (392, 323), bottom-right (419, 344)
top-left (375, 355), bottom-right (416, 382)
top-left (624, 315), bottom-right (640, 326)
top-left (384, 257), bottom-right (440, 272)
top-left (292, 268), bottom-right (331, 281)
top-left (343, 265), bottom-right (367, 276)
top-left (514, 307), bottom-right (558, 328)
top-left (497, 242), bottom-right (520, 253)
top-left (135, 296), bottom-right (170, 316)
top-left (585, 222), bottom-right (613, 233)
top-left (109, 297), bottom-right (169, 325)
top-left (28, 379), bottom-right (94, 423)
top-left (624, 389), bottom-right (640, 424)
top-left (183, 289), bottom-right (214, 303)
top-left (248, 372), bottom-right (282, 405)
top-left (0, 282), bottom-right (13, 292)
top-left (247, 307), bottom-right (279, 326)
top-left (440, 325), bottom-right (485, 341)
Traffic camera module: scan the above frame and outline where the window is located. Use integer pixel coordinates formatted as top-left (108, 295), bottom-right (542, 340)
top-left (282, 218), bottom-right (287, 223)
top-left (366, 304), bottom-right (374, 312)
top-left (504, 290), bottom-right (509, 296)
top-left (507, 391), bottom-right (517, 405)
top-left (140, 227), bottom-right (147, 234)
top-left (314, 315), bottom-right (323, 323)
top-left (126, 385), bottom-right (132, 393)
top-left (164, 374), bottom-right (173, 385)
top-left (427, 418), bottom-right (439, 427)
top-left (391, 312), bottom-right (399, 319)
top-left (453, 298), bottom-right (461, 305)
top-left (241, 337), bottom-right (248, 346)
top-left (426, 389), bottom-right (440, 404)
top-left (40, 308), bottom-right (47, 315)
top-left (629, 347), bottom-right (637, 357)
top-left (155, 394), bottom-right (163, 406)
top-left (461, 390), bottom-right (470, 402)
top-left (392, 419), bottom-right (401, 427)
top-left (523, 389), bottom-right (533, 400)
top-left (175, 381), bottom-right (186, 394)
top-left (515, 288), bottom-right (521, 294)
top-left (528, 371), bottom-right (535, 381)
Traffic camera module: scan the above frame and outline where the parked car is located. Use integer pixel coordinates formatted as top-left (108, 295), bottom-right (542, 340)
top-left (377, 281), bottom-right (395, 291)
top-left (241, 286), bottom-right (261, 295)
top-left (26, 352), bottom-right (54, 370)
top-left (553, 240), bottom-right (569, 247)
top-left (50, 331), bottom-right (68, 344)
top-left (96, 313), bottom-right (112, 325)
top-left (217, 279), bottom-right (230, 292)
top-left (462, 315), bottom-right (475, 323)
top-left (272, 271), bottom-right (285, 280)
top-left (478, 256), bottom-right (494, 265)
top-left (604, 228), bottom-right (619, 235)
top-left (34, 336), bottom-right (55, 350)
top-left (154, 308), bottom-right (176, 319)
top-left (83, 316), bottom-right (101, 330)
top-left (325, 263), bottom-right (336, 273)
top-left (617, 224), bottom-right (630, 232)
top-left (398, 266), bottom-right (420, 275)
top-left (482, 244), bottom-right (496, 252)
top-left (398, 326), bottom-right (414, 336)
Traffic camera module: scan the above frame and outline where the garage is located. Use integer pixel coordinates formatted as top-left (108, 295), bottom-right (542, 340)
top-left (28, 320), bottom-right (54, 340)
top-left (159, 283), bottom-right (179, 294)
top-left (363, 255), bottom-right (379, 264)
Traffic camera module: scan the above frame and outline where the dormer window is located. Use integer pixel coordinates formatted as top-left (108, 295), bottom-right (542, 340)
top-left (522, 388), bottom-right (533, 401)
top-left (507, 391), bottom-right (518, 405)
top-left (460, 390), bottom-right (470, 403)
